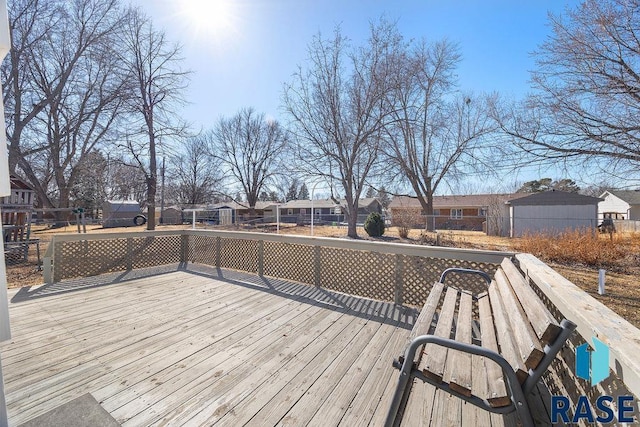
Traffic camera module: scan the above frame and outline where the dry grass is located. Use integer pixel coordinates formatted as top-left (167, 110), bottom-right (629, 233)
top-left (551, 264), bottom-right (640, 328)
top-left (512, 229), bottom-right (640, 328)
top-left (514, 229), bottom-right (631, 268)
top-left (4, 223), bottom-right (640, 328)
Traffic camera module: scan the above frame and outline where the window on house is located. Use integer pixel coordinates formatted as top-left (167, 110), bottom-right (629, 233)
top-left (433, 209), bottom-right (441, 216)
top-left (287, 209), bottom-right (293, 215)
top-left (478, 208), bottom-right (487, 217)
top-left (450, 208), bottom-right (463, 219)
top-left (331, 206), bottom-right (341, 215)
top-left (300, 209), bottom-right (306, 215)
top-left (315, 209), bottom-right (322, 216)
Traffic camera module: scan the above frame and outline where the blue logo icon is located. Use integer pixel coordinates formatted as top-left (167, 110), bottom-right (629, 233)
top-left (576, 337), bottom-right (609, 386)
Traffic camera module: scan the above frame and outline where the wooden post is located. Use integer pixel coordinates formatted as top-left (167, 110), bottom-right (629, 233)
top-left (598, 269), bottom-right (605, 295)
top-left (126, 238), bottom-right (133, 270)
top-left (215, 236), bottom-right (221, 268)
top-left (394, 254), bottom-right (404, 305)
top-left (43, 257), bottom-right (52, 284)
top-left (313, 245), bottom-right (321, 287)
top-left (180, 234), bottom-right (189, 264)
top-left (258, 240), bottom-right (264, 276)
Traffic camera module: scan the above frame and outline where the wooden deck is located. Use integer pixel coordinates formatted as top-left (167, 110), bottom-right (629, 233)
top-left (1, 264), bottom-right (549, 426)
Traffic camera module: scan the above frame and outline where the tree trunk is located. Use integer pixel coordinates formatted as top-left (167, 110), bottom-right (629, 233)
top-left (146, 123), bottom-right (157, 230)
top-left (345, 196), bottom-right (359, 238)
top-left (146, 174), bottom-right (156, 230)
top-left (423, 191), bottom-right (435, 232)
top-left (346, 211), bottom-right (358, 238)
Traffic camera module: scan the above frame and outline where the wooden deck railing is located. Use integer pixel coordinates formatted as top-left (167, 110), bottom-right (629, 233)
top-left (41, 229), bottom-right (640, 422)
top-left (43, 229), bottom-right (512, 307)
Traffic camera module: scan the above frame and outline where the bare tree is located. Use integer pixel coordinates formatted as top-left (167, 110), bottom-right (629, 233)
top-left (3, 0), bottom-right (56, 174)
top-left (382, 38), bottom-right (496, 230)
top-left (211, 108), bottom-right (289, 213)
top-left (108, 159), bottom-right (147, 203)
top-left (168, 135), bottom-right (224, 206)
top-left (70, 150), bottom-right (108, 217)
top-left (3, 0), bottom-right (128, 223)
top-left (495, 0), bottom-right (640, 178)
top-left (283, 22), bottom-right (394, 238)
top-left (118, 7), bottom-right (190, 230)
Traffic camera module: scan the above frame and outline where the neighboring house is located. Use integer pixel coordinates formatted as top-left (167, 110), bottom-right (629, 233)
top-left (277, 198), bottom-right (382, 224)
top-left (230, 201), bottom-right (278, 221)
top-left (598, 190), bottom-right (640, 220)
top-left (389, 194), bottom-right (524, 235)
top-left (506, 190), bottom-right (602, 237)
top-left (190, 201), bottom-right (278, 224)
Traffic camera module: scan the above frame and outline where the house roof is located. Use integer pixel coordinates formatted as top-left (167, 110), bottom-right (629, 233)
top-left (279, 198), bottom-right (379, 209)
top-left (206, 201), bottom-right (278, 211)
top-left (9, 175), bottom-right (34, 191)
top-left (389, 194), bottom-right (525, 209)
top-left (603, 190), bottom-right (640, 205)
top-left (507, 190), bottom-right (602, 206)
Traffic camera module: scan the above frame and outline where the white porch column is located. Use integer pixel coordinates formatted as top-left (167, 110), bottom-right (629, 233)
top-left (0, 1), bottom-right (13, 425)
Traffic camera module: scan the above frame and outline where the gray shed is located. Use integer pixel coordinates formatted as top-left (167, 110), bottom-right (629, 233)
top-left (507, 191), bottom-right (602, 237)
top-left (102, 200), bottom-right (143, 228)
top-left (160, 207), bottom-right (183, 225)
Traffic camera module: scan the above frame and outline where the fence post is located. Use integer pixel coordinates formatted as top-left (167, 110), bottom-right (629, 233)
top-left (43, 257), bottom-right (52, 284)
top-left (258, 240), bottom-right (264, 276)
top-left (215, 236), bottom-right (221, 268)
top-left (313, 245), bottom-right (321, 287)
top-left (180, 234), bottom-right (189, 264)
top-left (126, 238), bottom-right (133, 270)
top-left (598, 269), bottom-right (606, 295)
top-left (394, 254), bottom-right (404, 305)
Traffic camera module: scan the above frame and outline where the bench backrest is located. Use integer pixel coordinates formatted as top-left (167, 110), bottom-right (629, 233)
top-left (407, 257), bottom-right (567, 408)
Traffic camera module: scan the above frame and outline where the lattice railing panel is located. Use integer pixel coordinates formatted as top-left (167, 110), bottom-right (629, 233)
top-left (188, 235), bottom-right (218, 266)
top-left (264, 241), bottom-right (314, 285)
top-left (54, 239), bottom-right (128, 281)
top-left (401, 256), bottom-right (498, 307)
top-left (219, 238), bottom-right (258, 273)
top-left (129, 235), bottom-right (182, 269)
top-left (319, 247), bottom-right (396, 302)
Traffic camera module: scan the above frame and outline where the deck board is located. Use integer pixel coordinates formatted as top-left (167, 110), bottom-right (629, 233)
top-left (0, 264), bottom-right (551, 426)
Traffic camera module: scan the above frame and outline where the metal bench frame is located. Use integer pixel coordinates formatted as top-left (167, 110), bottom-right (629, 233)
top-left (385, 268), bottom-right (577, 427)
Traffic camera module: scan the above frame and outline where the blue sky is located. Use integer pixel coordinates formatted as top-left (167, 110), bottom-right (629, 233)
top-left (128, 0), bottom-right (592, 193)
top-left (131, 0), bottom-right (577, 131)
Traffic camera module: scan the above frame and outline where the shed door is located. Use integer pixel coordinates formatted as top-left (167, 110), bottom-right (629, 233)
top-left (219, 208), bottom-right (232, 225)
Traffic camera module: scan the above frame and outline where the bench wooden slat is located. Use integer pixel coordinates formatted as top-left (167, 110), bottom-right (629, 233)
top-left (421, 287), bottom-right (458, 382)
top-left (488, 283), bottom-right (528, 384)
top-left (447, 291), bottom-right (473, 396)
top-left (500, 258), bottom-right (561, 344)
top-left (494, 268), bottom-right (545, 370)
top-left (477, 294), bottom-right (510, 408)
top-left (409, 281), bottom-right (445, 342)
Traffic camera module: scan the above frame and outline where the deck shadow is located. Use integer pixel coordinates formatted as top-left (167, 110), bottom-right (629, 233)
top-left (10, 262), bottom-right (418, 329)
top-left (10, 263), bottom-right (186, 303)
top-left (183, 263), bottom-right (418, 329)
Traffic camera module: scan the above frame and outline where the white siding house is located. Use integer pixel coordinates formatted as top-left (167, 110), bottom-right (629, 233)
top-left (506, 191), bottom-right (602, 237)
top-left (598, 190), bottom-right (640, 220)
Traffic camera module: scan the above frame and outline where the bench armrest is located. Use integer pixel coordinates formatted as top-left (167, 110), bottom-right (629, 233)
top-left (386, 334), bottom-right (533, 427)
